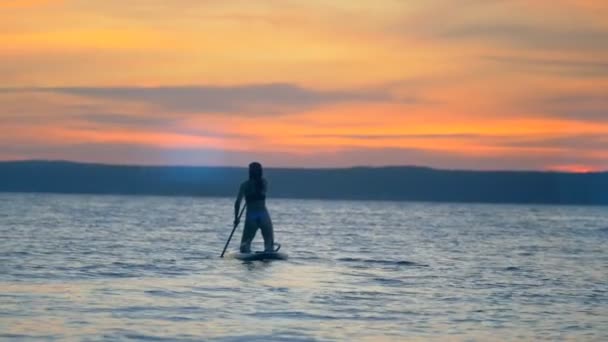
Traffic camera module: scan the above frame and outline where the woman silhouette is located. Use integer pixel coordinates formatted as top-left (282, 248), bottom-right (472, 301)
top-left (234, 162), bottom-right (275, 253)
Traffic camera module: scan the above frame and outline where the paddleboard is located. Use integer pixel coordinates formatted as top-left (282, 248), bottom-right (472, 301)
top-left (231, 251), bottom-right (288, 261)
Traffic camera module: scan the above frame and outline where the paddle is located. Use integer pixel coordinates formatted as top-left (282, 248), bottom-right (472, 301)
top-left (220, 204), bottom-right (246, 258)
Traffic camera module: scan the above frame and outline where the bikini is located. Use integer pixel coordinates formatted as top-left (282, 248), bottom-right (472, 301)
top-left (245, 192), bottom-right (268, 221)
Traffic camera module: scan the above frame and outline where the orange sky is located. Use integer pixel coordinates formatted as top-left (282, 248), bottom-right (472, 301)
top-left (1, 0), bottom-right (607, 171)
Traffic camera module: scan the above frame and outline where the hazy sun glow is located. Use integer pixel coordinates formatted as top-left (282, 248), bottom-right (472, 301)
top-left (1, 0), bottom-right (607, 170)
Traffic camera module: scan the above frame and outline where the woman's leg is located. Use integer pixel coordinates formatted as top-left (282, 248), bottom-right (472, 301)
top-left (259, 211), bottom-right (275, 252)
top-left (240, 218), bottom-right (258, 253)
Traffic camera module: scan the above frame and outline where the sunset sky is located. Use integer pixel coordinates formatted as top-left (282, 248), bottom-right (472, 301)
top-left (1, 0), bottom-right (607, 171)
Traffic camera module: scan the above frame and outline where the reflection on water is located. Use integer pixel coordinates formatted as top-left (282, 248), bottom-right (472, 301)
top-left (1, 193), bottom-right (607, 341)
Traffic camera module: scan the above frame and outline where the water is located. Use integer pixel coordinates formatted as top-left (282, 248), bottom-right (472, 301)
top-left (1, 193), bottom-right (607, 341)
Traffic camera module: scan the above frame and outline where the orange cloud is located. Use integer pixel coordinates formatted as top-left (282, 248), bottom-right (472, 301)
top-left (0, 0), bottom-right (59, 8)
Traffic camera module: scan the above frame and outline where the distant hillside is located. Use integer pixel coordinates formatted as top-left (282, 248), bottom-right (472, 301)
top-left (0, 160), bottom-right (607, 205)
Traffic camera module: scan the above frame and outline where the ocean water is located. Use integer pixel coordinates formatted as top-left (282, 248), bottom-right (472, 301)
top-left (1, 193), bottom-right (607, 341)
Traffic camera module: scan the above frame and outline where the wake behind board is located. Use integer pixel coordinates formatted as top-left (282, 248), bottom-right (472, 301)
top-left (231, 251), bottom-right (288, 261)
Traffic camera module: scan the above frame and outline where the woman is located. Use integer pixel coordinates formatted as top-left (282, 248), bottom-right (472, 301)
top-left (234, 162), bottom-right (275, 253)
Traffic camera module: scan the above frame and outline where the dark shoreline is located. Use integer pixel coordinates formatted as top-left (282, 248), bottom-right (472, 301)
top-left (1, 160), bottom-right (607, 205)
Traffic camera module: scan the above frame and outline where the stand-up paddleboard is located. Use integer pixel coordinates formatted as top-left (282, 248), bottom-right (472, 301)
top-left (229, 243), bottom-right (287, 261)
top-left (231, 251), bottom-right (288, 261)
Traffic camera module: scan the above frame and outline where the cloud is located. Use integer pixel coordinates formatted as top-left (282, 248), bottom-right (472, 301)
top-left (75, 113), bottom-right (249, 139)
top-left (502, 134), bottom-right (608, 150)
top-left (0, 92), bottom-right (179, 130)
top-left (300, 133), bottom-right (486, 140)
top-left (1, 83), bottom-right (399, 114)
top-left (483, 55), bottom-right (608, 77)
top-left (75, 112), bottom-right (175, 129)
top-left (535, 93), bottom-right (608, 122)
top-left (0, 0), bottom-right (59, 8)
top-left (439, 24), bottom-right (608, 51)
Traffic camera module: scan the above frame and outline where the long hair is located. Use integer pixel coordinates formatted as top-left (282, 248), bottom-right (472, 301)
top-left (248, 162), bottom-right (264, 194)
